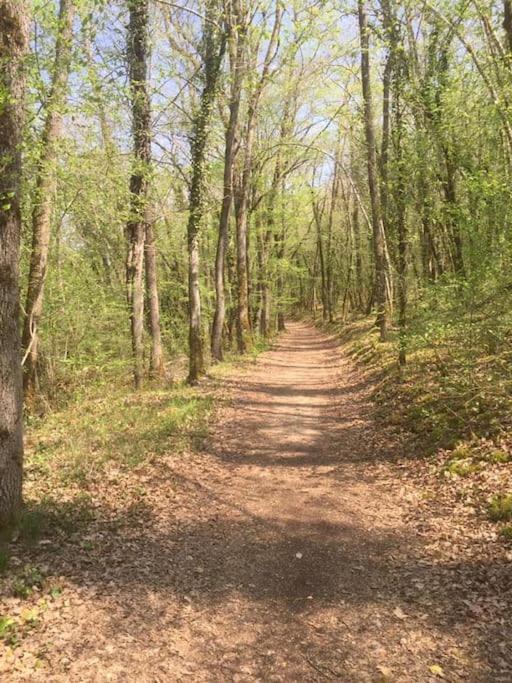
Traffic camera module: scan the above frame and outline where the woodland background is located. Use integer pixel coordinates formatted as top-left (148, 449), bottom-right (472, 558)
top-left (1, 0), bottom-right (512, 533)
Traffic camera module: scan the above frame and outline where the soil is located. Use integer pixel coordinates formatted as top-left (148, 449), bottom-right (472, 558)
top-left (1, 322), bottom-right (511, 681)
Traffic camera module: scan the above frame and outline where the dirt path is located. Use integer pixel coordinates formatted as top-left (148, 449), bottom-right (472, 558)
top-left (3, 322), bottom-right (510, 681)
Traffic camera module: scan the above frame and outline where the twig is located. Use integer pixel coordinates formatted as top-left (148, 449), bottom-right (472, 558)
top-left (153, 0), bottom-right (221, 28)
top-left (303, 655), bottom-right (339, 679)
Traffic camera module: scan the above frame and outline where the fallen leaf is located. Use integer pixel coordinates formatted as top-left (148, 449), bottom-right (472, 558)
top-left (377, 664), bottom-right (393, 680)
top-left (429, 664), bottom-right (445, 678)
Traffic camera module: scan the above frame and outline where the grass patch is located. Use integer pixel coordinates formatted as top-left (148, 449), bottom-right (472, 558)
top-left (445, 458), bottom-right (482, 477)
top-left (12, 565), bottom-right (44, 600)
top-left (324, 313), bottom-right (512, 456)
top-left (0, 616), bottom-right (17, 646)
top-left (486, 450), bottom-right (510, 464)
top-left (17, 495), bottom-right (96, 542)
top-left (488, 494), bottom-right (512, 522)
top-left (25, 381), bottom-right (214, 488)
top-left (499, 525), bottom-right (512, 541)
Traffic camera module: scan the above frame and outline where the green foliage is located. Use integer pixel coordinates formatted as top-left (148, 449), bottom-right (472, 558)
top-left (487, 450), bottom-right (510, 465)
top-left (13, 566), bottom-right (44, 600)
top-left (0, 616), bottom-right (17, 645)
top-left (488, 494), bottom-right (512, 523)
top-left (26, 379), bottom-right (214, 487)
top-left (445, 458), bottom-right (481, 478)
top-left (0, 548), bottom-right (9, 574)
top-left (499, 525), bottom-right (512, 541)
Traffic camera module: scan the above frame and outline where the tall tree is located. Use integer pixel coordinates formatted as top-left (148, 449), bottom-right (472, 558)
top-left (145, 213), bottom-right (164, 379)
top-left (187, 0), bottom-right (226, 382)
top-left (234, 1), bottom-right (282, 352)
top-left (22, 0), bottom-right (75, 395)
top-left (383, 0), bottom-right (408, 363)
top-left (126, 0), bottom-right (163, 388)
top-left (0, 0), bottom-right (29, 524)
top-left (357, 0), bottom-right (389, 341)
top-left (211, 0), bottom-right (246, 361)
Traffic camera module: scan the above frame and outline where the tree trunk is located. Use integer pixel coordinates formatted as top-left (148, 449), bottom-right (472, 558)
top-left (387, 0), bottom-right (408, 364)
top-left (234, 3), bottom-right (282, 351)
top-left (380, 52), bottom-right (392, 241)
top-left (259, 195), bottom-right (277, 338)
top-left (126, 0), bottom-right (152, 390)
top-left (312, 192), bottom-right (328, 321)
top-left (0, 0), bottom-right (29, 525)
top-left (234, 130), bottom-right (253, 353)
top-left (326, 140), bottom-right (342, 322)
top-left (276, 183), bottom-right (287, 333)
top-left (187, 1), bottom-right (226, 383)
top-left (352, 202), bottom-right (364, 309)
top-left (504, 1), bottom-right (512, 54)
top-left (22, 0), bottom-right (74, 396)
top-left (145, 216), bottom-right (164, 379)
top-left (211, 1), bottom-right (245, 361)
top-left (274, 96), bottom-right (296, 334)
top-left (276, 180), bottom-right (287, 333)
top-left (442, 150), bottom-right (465, 276)
top-left (358, 0), bottom-right (389, 341)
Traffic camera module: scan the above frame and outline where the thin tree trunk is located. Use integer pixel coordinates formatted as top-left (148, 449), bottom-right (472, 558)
top-left (126, 0), bottom-right (152, 389)
top-left (22, 0), bottom-right (75, 395)
top-left (273, 93), bottom-right (296, 333)
top-left (235, 3), bottom-right (282, 351)
top-left (505, 1), bottom-right (512, 53)
top-left (352, 202), bottom-right (364, 309)
top-left (258, 208), bottom-right (273, 337)
top-left (0, 0), bottom-right (29, 525)
top-left (234, 125), bottom-right (254, 352)
top-left (380, 53), bottom-right (392, 240)
top-left (187, 1), bottom-right (226, 383)
top-left (211, 1), bottom-right (245, 361)
top-left (358, 0), bottom-right (389, 341)
top-left (145, 216), bottom-right (164, 378)
top-left (388, 7), bottom-right (408, 364)
top-left (442, 150), bottom-right (465, 275)
top-left (83, 34), bottom-right (114, 153)
top-left (255, 210), bottom-right (271, 337)
top-left (326, 139), bottom-right (342, 322)
top-left (312, 192), bottom-right (328, 321)
top-left (276, 176), bottom-right (287, 332)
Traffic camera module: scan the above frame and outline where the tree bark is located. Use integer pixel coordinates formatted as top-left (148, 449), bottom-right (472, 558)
top-left (385, 0), bottom-right (408, 363)
top-left (234, 121), bottom-right (254, 352)
top-left (326, 138), bottom-right (342, 322)
top-left (380, 52), bottom-right (392, 241)
top-left (505, 1), bottom-right (512, 53)
top-left (234, 3), bottom-right (282, 352)
top-left (187, 1), bottom-right (226, 383)
top-left (0, 0), bottom-right (29, 525)
top-left (311, 191), bottom-right (328, 321)
top-left (211, 0), bottom-right (245, 361)
top-left (352, 202), bottom-right (364, 309)
top-left (273, 91), bottom-right (296, 333)
top-left (22, 0), bottom-right (75, 396)
top-left (442, 150), bottom-right (465, 275)
top-left (126, 0), bottom-right (152, 389)
top-left (145, 215), bottom-right (164, 379)
top-left (358, 0), bottom-right (389, 341)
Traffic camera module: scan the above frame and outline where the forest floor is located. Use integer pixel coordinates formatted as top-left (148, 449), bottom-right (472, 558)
top-left (1, 321), bottom-right (512, 682)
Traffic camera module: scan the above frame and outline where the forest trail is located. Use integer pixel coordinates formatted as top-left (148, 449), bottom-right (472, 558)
top-left (4, 323), bottom-right (508, 682)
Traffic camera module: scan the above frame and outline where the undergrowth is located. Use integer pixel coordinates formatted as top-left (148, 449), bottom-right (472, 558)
top-left (25, 381), bottom-right (214, 489)
top-left (323, 289), bottom-right (512, 539)
top-left (13, 345), bottom-right (268, 550)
